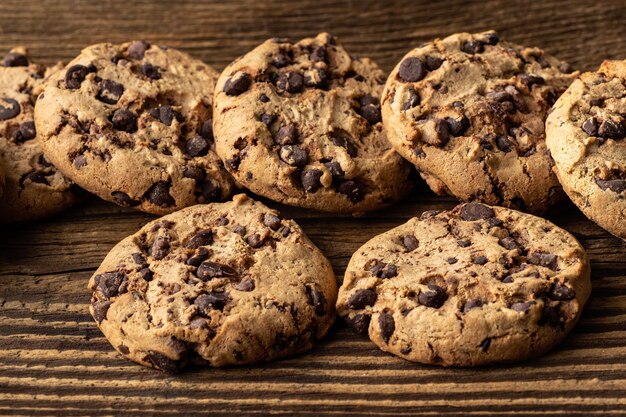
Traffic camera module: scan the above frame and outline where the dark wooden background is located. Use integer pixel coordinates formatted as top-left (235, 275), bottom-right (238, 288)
top-left (1, 1), bottom-right (626, 416)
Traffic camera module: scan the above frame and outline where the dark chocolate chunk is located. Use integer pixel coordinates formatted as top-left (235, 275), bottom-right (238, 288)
top-left (378, 312), bottom-right (395, 343)
top-left (150, 236), bottom-right (170, 260)
top-left (111, 191), bottom-right (140, 207)
top-left (462, 299), bottom-right (483, 313)
top-left (348, 289), bottom-right (377, 309)
top-left (418, 284), bottom-right (447, 308)
top-left (403, 88), bottom-right (421, 110)
top-left (445, 116), bottom-right (469, 136)
top-left (461, 40), bottom-right (484, 54)
top-left (65, 64), bottom-right (95, 89)
top-left (235, 279), bottom-right (255, 292)
top-left (310, 46), bottom-right (327, 62)
top-left (195, 292), bottom-right (230, 314)
top-left (200, 119), bottom-right (213, 140)
top-left (145, 181), bottom-right (175, 207)
top-left (91, 300), bottom-right (112, 323)
top-left (246, 233), bottom-right (264, 248)
top-left (480, 338), bottom-right (491, 352)
top-left (186, 229), bottom-right (213, 249)
top-left (425, 56), bottom-right (444, 71)
top-left (345, 313), bottom-right (371, 335)
top-left (186, 247), bottom-right (209, 267)
top-left (510, 301), bottom-right (534, 313)
top-left (111, 108), bottom-right (137, 132)
top-left (146, 351), bottom-right (185, 373)
top-left (141, 63), bottom-right (161, 80)
top-left (196, 261), bottom-right (237, 281)
top-left (367, 260), bottom-right (398, 279)
top-left (549, 282), bottom-right (576, 301)
top-left (402, 235), bottom-right (419, 252)
top-left (260, 113), bottom-right (277, 126)
top-left (460, 202), bottom-right (495, 221)
top-left (306, 286), bottom-right (327, 316)
top-left (337, 180), bottom-right (365, 203)
top-left (473, 256), bottom-right (488, 265)
top-left (13, 121), bottom-right (36, 142)
top-left (127, 41), bottom-right (150, 60)
top-left (595, 178), bottom-right (626, 193)
top-left (2, 52), bottom-right (28, 67)
top-left (93, 271), bottom-right (127, 299)
top-left (495, 136), bottom-right (513, 152)
top-left (273, 124), bottom-right (298, 145)
top-left (598, 118), bottom-right (625, 139)
top-left (96, 79), bottom-right (124, 104)
top-left (329, 131), bottom-right (357, 157)
top-left (223, 72), bottom-right (251, 96)
top-left (528, 252), bottom-right (558, 270)
top-left (301, 169), bottom-right (323, 193)
top-left (398, 57), bottom-right (426, 82)
top-left (498, 237), bottom-right (519, 251)
top-left (276, 71), bottom-right (304, 94)
top-left (0, 98), bottom-right (20, 120)
top-left (185, 135), bottom-right (210, 157)
top-left (581, 118), bottom-right (598, 136)
top-left (263, 213), bottom-right (281, 231)
top-left (279, 144), bottom-right (308, 167)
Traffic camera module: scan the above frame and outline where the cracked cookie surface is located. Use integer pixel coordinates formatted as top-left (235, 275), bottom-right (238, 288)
top-left (546, 59), bottom-right (626, 239)
top-left (35, 41), bottom-right (236, 215)
top-left (337, 202), bottom-right (590, 366)
top-left (0, 47), bottom-right (81, 223)
top-left (382, 31), bottom-right (577, 214)
top-left (213, 33), bottom-right (412, 214)
top-left (88, 194), bottom-right (338, 371)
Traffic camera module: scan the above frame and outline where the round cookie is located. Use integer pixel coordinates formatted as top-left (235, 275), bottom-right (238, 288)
top-left (88, 194), bottom-right (338, 371)
top-left (0, 47), bottom-right (81, 224)
top-left (382, 31), bottom-right (577, 214)
top-left (546, 60), bottom-right (626, 239)
top-left (213, 33), bottom-right (412, 214)
top-left (35, 41), bottom-right (236, 215)
top-left (337, 202), bottom-right (590, 366)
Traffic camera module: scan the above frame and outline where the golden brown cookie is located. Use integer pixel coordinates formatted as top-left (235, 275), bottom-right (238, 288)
top-left (337, 202), bottom-right (591, 366)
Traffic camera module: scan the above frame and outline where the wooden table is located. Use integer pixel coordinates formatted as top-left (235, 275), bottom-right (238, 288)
top-left (1, 1), bottom-right (625, 415)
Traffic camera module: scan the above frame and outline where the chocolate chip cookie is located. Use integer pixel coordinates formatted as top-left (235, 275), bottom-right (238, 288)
top-left (213, 33), bottom-right (412, 214)
top-left (337, 202), bottom-right (590, 366)
top-left (35, 41), bottom-right (236, 215)
top-left (546, 59), bottom-right (626, 239)
top-left (382, 31), bottom-right (577, 214)
top-left (0, 47), bottom-right (81, 223)
top-left (89, 194), bottom-right (338, 371)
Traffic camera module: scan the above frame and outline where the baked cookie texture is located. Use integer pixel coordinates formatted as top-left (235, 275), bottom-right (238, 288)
top-left (35, 41), bottom-right (237, 215)
top-left (382, 31), bottom-right (577, 214)
top-left (337, 202), bottom-right (590, 366)
top-left (213, 33), bottom-right (412, 214)
top-left (546, 59), bottom-right (626, 239)
top-left (0, 47), bottom-right (81, 223)
top-left (88, 194), bottom-right (338, 372)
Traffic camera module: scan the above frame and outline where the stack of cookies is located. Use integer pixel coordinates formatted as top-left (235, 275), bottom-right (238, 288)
top-left (1, 29), bottom-right (622, 371)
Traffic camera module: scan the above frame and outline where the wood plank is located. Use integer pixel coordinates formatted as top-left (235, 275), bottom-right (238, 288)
top-left (1, 0), bottom-right (626, 415)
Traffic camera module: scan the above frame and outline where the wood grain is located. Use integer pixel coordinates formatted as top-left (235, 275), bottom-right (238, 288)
top-left (1, 0), bottom-right (626, 415)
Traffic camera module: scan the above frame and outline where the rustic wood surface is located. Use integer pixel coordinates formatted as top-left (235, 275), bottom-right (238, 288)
top-left (1, 0), bottom-right (626, 415)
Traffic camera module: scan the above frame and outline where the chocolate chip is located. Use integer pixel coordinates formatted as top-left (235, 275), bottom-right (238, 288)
top-left (498, 237), bottom-right (519, 251)
top-left (259, 94), bottom-right (270, 103)
top-left (596, 178), bottom-right (626, 193)
top-left (246, 233), bottom-right (264, 248)
top-left (196, 261), bottom-right (237, 281)
top-left (306, 286), bottom-right (327, 316)
top-left (348, 289), bottom-right (377, 309)
top-left (0, 98), bottom-right (20, 120)
top-left (91, 300), bottom-right (112, 323)
top-left (337, 180), bottom-right (365, 203)
top-left (127, 41), bottom-right (150, 60)
top-left (263, 213), bottom-right (281, 231)
top-left (272, 49), bottom-right (292, 68)
top-left (528, 252), bottom-right (558, 270)
top-left (111, 191), bottom-right (140, 207)
top-left (145, 181), bottom-right (175, 207)
top-left (273, 124), bottom-right (298, 145)
top-left (305, 45), bottom-right (325, 62)
top-left (403, 88), bottom-right (421, 110)
top-left (235, 279), bottom-right (255, 292)
top-left (425, 56), bottom-right (443, 71)
top-left (446, 257), bottom-right (457, 264)
top-left (378, 312), bottom-right (395, 343)
top-left (598, 118), bottom-right (625, 139)
top-left (141, 63), bottom-right (161, 80)
top-left (13, 121), bottom-right (36, 142)
top-left (224, 72), bottom-right (251, 96)
top-left (140, 268), bottom-right (153, 281)
top-left (303, 68), bottom-right (328, 89)
top-left (358, 104), bottom-right (381, 125)
top-left (445, 116), bottom-right (469, 137)
top-left (2, 52), bottom-right (28, 67)
top-left (260, 113), bottom-right (277, 126)
top-left (96, 79), bottom-right (124, 104)
top-left (200, 119), bottom-right (213, 140)
top-left (150, 236), bottom-right (170, 260)
top-left (558, 62), bottom-right (573, 74)
top-left (65, 64), bottom-right (95, 89)
top-left (402, 235), bottom-right (419, 252)
top-left (345, 313), bottom-right (371, 334)
top-left (185, 135), bottom-right (210, 157)
top-left (458, 239), bottom-right (471, 248)
top-left (581, 117), bottom-right (598, 136)
top-left (186, 248), bottom-right (209, 268)
top-left (510, 301), bottom-right (533, 313)
top-left (460, 202), bottom-right (495, 221)
top-left (484, 32), bottom-right (500, 45)
top-left (473, 256), bottom-right (488, 265)
top-left (495, 136), bottom-right (513, 152)
top-left (111, 108), bottom-right (137, 132)
top-left (398, 57), bottom-right (426, 82)
top-left (549, 282), bottom-right (576, 301)
top-left (118, 345), bottom-right (130, 354)
top-left (146, 351), bottom-right (185, 373)
top-left (324, 160), bottom-right (344, 180)
top-left (149, 105), bottom-right (178, 126)
top-left (329, 131), bottom-right (357, 157)
top-left (93, 272), bottom-right (127, 299)
top-left (539, 304), bottom-right (564, 329)
top-left (279, 145), bottom-right (308, 167)
top-left (462, 299), bottom-right (483, 313)
top-left (232, 225), bottom-right (246, 236)
top-left (195, 292), bottom-right (229, 314)
top-left (185, 229), bottom-right (213, 249)
top-left (301, 169), bottom-right (323, 193)
top-left (461, 40), bottom-right (484, 54)
top-left (367, 260), bottom-right (398, 279)
top-left (518, 74), bottom-right (545, 89)
top-left (25, 171), bottom-right (48, 185)
top-left (418, 284), bottom-right (447, 308)
top-left (433, 119), bottom-right (450, 145)
top-left (276, 71), bottom-right (304, 93)
top-left (480, 338), bottom-right (491, 352)
top-left (183, 165), bottom-right (204, 181)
